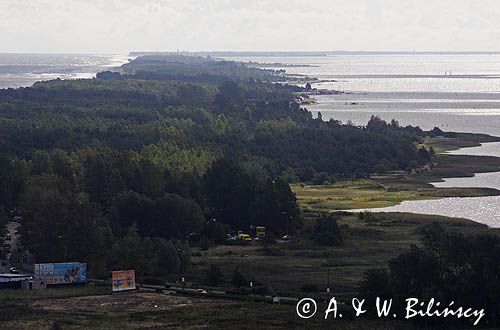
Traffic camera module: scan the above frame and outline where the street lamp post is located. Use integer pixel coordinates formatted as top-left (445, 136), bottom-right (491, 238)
top-left (327, 265), bottom-right (330, 296)
top-left (177, 248), bottom-right (185, 289)
top-left (27, 230), bottom-right (37, 267)
top-left (281, 211), bottom-right (287, 235)
top-left (58, 235), bottom-right (67, 263)
top-left (323, 259), bottom-right (331, 300)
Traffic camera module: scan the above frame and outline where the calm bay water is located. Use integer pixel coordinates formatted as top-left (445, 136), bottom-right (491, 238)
top-left (377, 142), bottom-right (500, 227)
top-left (433, 143), bottom-right (500, 190)
top-left (0, 53), bottom-right (130, 89)
top-left (227, 54), bottom-right (500, 226)
top-left (226, 55), bottom-right (500, 135)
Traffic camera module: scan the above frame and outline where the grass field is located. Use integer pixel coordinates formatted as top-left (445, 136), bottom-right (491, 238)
top-left (0, 287), bottom-right (420, 329)
top-left (187, 212), bottom-right (490, 298)
top-left (291, 179), bottom-right (500, 213)
top-left (292, 180), bottom-right (434, 211)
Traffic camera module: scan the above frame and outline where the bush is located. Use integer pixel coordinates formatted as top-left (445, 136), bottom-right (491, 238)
top-left (142, 277), bottom-right (164, 285)
top-left (256, 245), bottom-right (285, 256)
top-left (358, 268), bottom-right (391, 301)
top-left (358, 212), bottom-right (377, 223)
top-left (204, 220), bottom-right (226, 244)
top-left (199, 235), bottom-right (210, 250)
top-left (301, 283), bottom-right (319, 293)
top-left (261, 231), bottom-right (278, 244)
top-left (206, 264), bottom-right (223, 286)
top-left (231, 269), bottom-right (248, 287)
top-left (51, 321), bottom-right (63, 330)
top-left (252, 285), bottom-right (269, 295)
top-left (311, 171), bottom-right (330, 185)
top-left (311, 214), bottom-right (342, 246)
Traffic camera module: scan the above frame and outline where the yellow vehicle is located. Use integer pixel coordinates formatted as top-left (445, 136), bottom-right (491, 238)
top-left (255, 226), bottom-right (266, 238)
top-left (237, 231), bottom-right (252, 241)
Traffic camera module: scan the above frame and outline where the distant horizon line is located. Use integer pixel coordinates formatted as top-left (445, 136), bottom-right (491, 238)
top-left (2, 50), bottom-right (500, 56)
top-left (131, 50), bottom-right (500, 57)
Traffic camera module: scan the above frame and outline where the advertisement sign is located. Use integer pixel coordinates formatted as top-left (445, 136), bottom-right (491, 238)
top-left (112, 270), bottom-right (136, 292)
top-left (35, 262), bottom-right (87, 285)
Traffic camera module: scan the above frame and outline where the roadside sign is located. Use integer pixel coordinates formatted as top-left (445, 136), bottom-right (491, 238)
top-left (35, 262), bottom-right (87, 285)
top-left (112, 270), bottom-right (136, 292)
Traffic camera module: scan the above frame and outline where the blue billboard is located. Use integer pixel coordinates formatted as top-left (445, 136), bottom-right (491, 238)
top-left (35, 262), bottom-right (87, 285)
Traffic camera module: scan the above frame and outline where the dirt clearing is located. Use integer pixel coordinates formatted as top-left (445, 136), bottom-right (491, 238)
top-left (33, 292), bottom-right (225, 315)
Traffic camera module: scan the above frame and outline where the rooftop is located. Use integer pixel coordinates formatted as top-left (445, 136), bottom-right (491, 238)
top-left (0, 273), bottom-right (32, 278)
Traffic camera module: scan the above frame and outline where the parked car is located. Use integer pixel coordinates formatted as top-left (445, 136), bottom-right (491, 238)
top-left (237, 232), bottom-right (252, 241)
top-left (9, 267), bottom-right (19, 274)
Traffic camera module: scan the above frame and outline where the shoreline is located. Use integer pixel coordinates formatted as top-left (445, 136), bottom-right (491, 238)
top-left (293, 132), bottom-right (500, 227)
top-left (284, 61), bottom-right (500, 227)
top-left (349, 138), bottom-right (500, 227)
top-left (294, 83), bottom-right (500, 204)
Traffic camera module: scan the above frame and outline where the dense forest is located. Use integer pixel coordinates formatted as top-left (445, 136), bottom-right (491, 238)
top-left (360, 222), bottom-right (500, 326)
top-left (0, 55), bottom-right (432, 278)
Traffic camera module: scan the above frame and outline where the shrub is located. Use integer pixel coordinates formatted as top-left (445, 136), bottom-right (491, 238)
top-left (206, 264), bottom-right (223, 286)
top-left (231, 269), bottom-right (248, 287)
top-left (311, 214), bottom-right (342, 246)
top-left (301, 283), bottom-right (319, 293)
top-left (256, 246), bottom-right (285, 256)
top-left (200, 235), bottom-right (210, 250)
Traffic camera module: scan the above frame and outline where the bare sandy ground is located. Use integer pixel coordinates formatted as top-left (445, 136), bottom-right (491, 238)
top-left (32, 292), bottom-right (226, 315)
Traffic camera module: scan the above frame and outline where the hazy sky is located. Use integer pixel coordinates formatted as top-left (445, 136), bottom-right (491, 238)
top-left (2, 0), bottom-right (500, 53)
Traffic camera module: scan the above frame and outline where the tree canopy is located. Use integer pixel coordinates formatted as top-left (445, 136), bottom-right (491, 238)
top-left (0, 54), bottom-right (432, 278)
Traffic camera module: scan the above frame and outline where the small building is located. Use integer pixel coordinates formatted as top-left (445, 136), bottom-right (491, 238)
top-left (0, 273), bottom-right (33, 289)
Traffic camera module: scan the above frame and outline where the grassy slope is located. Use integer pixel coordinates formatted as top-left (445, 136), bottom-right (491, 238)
top-left (2, 135), bottom-right (499, 329)
top-left (0, 287), bottom-right (417, 330)
top-left (1, 212), bottom-right (491, 329)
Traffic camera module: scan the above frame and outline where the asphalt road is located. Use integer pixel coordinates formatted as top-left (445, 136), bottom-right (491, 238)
top-left (1, 221), bottom-right (17, 272)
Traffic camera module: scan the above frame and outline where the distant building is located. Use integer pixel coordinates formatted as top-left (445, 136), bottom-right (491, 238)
top-left (0, 273), bottom-right (32, 289)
